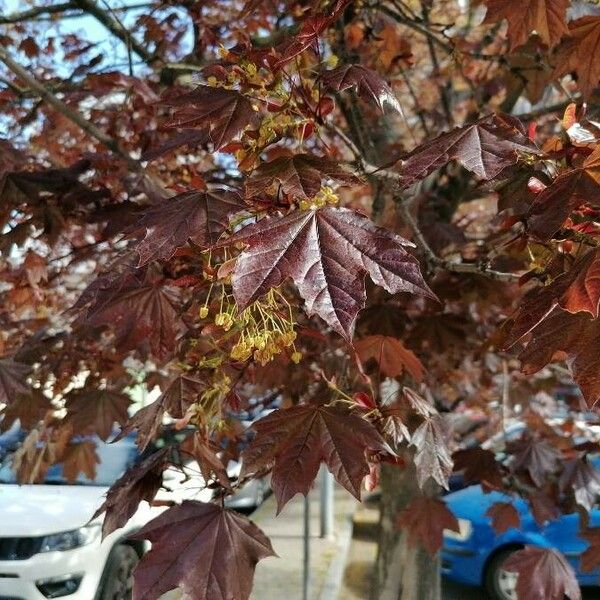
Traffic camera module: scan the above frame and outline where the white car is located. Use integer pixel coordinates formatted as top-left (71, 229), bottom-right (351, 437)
top-left (0, 432), bottom-right (267, 600)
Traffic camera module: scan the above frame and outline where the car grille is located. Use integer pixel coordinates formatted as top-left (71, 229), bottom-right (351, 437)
top-left (0, 537), bottom-right (42, 560)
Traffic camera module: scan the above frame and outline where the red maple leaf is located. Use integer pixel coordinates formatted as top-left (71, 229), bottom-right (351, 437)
top-left (503, 546), bottom-right (581, 600)
top-left (94, 448), bottom-right (170, 538)
top-left (131, 501), bottom-right (275, 600)
top-left (245, 153), bottom-right (359, 200)
top-left (65, 388), bottom-right (130, 440)
top-left (128, 189), bottom-right (246, 266)
top-left (219, 207), bottom-right (435, 340)
top-left (486, 501), bottom-right (521, 534)
top-left (321, 64), bottom-right (401, 113)
top-left (0, 357), bottom-right (31, 405)
top-left (241, 403), bottom-right (387, 512)
top-left (482, 0), bottom-right (569, 49)
top-left (399, 113), bottom-right (538, 190)
top-left (410, 415), bottom-right (453, 489)
top-left (355, 335), bottom-right (424, 381)
top-left (396, 496), bottom-right (459, 554)
top-left (162, 85), bottom-right (258, 149)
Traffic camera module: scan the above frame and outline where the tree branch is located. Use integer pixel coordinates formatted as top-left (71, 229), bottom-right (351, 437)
top-left (396, 196), bottom-right (520, 282)
top-left (72, 0), bottom-right (156, 65)
top-left (0, 45), bottom-right (140, 172)
top-left (0, 2), bottom-right (75, 24)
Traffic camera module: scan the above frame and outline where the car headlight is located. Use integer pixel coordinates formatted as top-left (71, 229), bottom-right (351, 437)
top-left (40, 524), bottom-right (101, 553)
top-left (443, 518), bottom-right (472, 542)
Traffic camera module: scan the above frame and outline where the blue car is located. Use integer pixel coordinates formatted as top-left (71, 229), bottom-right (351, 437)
top-left (442, 485), bottom-right (600, 600)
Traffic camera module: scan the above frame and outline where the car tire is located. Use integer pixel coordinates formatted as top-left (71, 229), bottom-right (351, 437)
top-left (484, 548), bottom-right (520, 600)
top-left (98, 544), bottom-right (139, 600)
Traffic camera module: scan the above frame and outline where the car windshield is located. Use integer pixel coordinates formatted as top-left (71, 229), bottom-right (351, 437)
top-left (0, 435), bottom-right (139, 486)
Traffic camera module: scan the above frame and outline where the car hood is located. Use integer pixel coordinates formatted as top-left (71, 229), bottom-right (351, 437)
top-left (445, 484), bottom-right (529, 522)
top-left (0, 484), bottom-right (107, 537)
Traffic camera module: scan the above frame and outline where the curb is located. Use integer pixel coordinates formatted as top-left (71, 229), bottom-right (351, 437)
top-left (318, 506), bottom-right (357, 600)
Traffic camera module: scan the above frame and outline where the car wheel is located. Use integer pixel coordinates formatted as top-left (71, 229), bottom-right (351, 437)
top-left (98, 544), bottom-right (139, 600)
top-left (484, 549), bottom-right (520, 600)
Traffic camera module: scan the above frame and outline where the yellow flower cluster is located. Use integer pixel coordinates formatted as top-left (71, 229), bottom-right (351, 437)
top-left (299, 186), bottom-right (339, 210)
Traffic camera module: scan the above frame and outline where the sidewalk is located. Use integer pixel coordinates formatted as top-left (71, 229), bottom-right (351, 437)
top-left (251, 480), bottom-right (358, 600)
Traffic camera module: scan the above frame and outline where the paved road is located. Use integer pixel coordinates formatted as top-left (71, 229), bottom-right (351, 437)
top-left (443, 579), bottom-right (600, 599)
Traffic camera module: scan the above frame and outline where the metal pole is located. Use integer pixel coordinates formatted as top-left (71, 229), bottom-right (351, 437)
top-left (319, 466), bottom-right (334, 539)
top-left (303, 493), bottom-right (310, 600)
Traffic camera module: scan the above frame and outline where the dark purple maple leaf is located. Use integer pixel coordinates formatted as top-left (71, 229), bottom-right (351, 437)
top-left (321, 64), bottom-right (401, 113)
top-left (399, 113), bottom-right (538, 189)
top-left (0, 357), bottom-right (31, 405)
top-left (131, 501), bottom-right (275, 600)
top-left (141, 128), bottom-right (210, 161)
top-left (241, 403), bottom-right (387, 512)
top-left (73, 267), bottom-right (181, 362)
top-left (410, 414), bottom-right (453, 489)
top-left (508, 437), bottom-right (560, 486)
top-left (218, 207), bottom-right (435, 339)
top-left (65, 388), bottom-right (130, 440)
top-left (559, 457), bottom-right (600, 511)
top-left (245, 153), bottom-right (359, 200)
top-left (162, 85), bottom-right (257, 149)
top-left (119, 374), bottom-right (206, 450)
top-left (128, 189), bottom-right (246, 266)
top-left (94, 448), bottom-right (169, 538)
top-left (485, 501), bottom-right (521, 534)
top-left (503, 546), bottom-right (581, 600)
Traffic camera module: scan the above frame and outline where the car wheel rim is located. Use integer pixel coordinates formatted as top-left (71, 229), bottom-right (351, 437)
top-left (112, 558), bottom-right (136, 600)
top-left (496, 568), bottom-right (518, 600)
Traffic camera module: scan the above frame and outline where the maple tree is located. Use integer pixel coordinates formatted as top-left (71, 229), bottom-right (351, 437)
top-left (1, 0), bottom-right (600, 599)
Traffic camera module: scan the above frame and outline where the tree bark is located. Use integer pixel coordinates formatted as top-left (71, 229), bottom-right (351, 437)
top-left (371, 462), bottom-right (441, 600)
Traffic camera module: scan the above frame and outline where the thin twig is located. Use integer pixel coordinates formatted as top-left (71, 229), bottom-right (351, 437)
top-left (0, 45), bottom-right (140, 171)
top-left (396, 195), bottom-right (520, 282)
top-left (72, 0), bottom-right (156, 65)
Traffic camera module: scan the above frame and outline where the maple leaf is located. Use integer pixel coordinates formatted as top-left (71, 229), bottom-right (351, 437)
top-left (559, 457), bottom-right (600, 511)
top-left (1, 390), bottom-right (51, 428)
top-left (120, 374), bottom-right (206, 450)
top-left (410, 415), bottom-right (453, 489)
top-left (510, 306), bottom-right (600, 407)
top-left (558, 250), bottom-right (600, 317)
top-left (219, 207), bottom-right (434, 340)
top-left (452, 447), bottom-right (505, 490)
top-left (355, 335), bottom-right (424, 381)
top-left (503, 546), bottom-right (581, 600)
top-left (321, 64), bottom-right (401, 113)
top-left (485, 502), bottom-right (521, 534)
top-left (141, 128), bottom-right (210, 161)
top-left (245, 153), bottom-right (359, 200)
top-left (553, 16), bottom-right (600, 98)
top-left (483, 0), bottom-right (569, 50)
top-left (94, 448), bottom-right (169, 538)
top-left (527, 145), bottom-right (600, 239)
top-left (508, 437), bottom-right (560, 486)
top-left (182, 431), bottom-right (231, 489)
top-left (398, 113), bottom-right (538, 190)
top-left (162, 85), bottom-right (257, 149)
top-left (61, 441), bottom-right (99, 482)
top-left (73, 267), bottom-right (181, 361)
top-left (131, 501), bottom-right (275, 600)
top-left (128, 189), bottom-right (246, 266)
top-left (241, 403), bottom-right (386, 512)
top-left (0, 357), bottom-right (31, 405)
top-left (396, 497), bottom-right (459, 554)
top-left (528, 491), bottom-right (560, 525)
top-left (580, 526), bottom-right (600, 572)
top-left (65, 389), bottom-right (130, 440)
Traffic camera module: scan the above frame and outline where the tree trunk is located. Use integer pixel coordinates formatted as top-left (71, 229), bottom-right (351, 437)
top-left (370, 462), bottom-right (441, 600)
